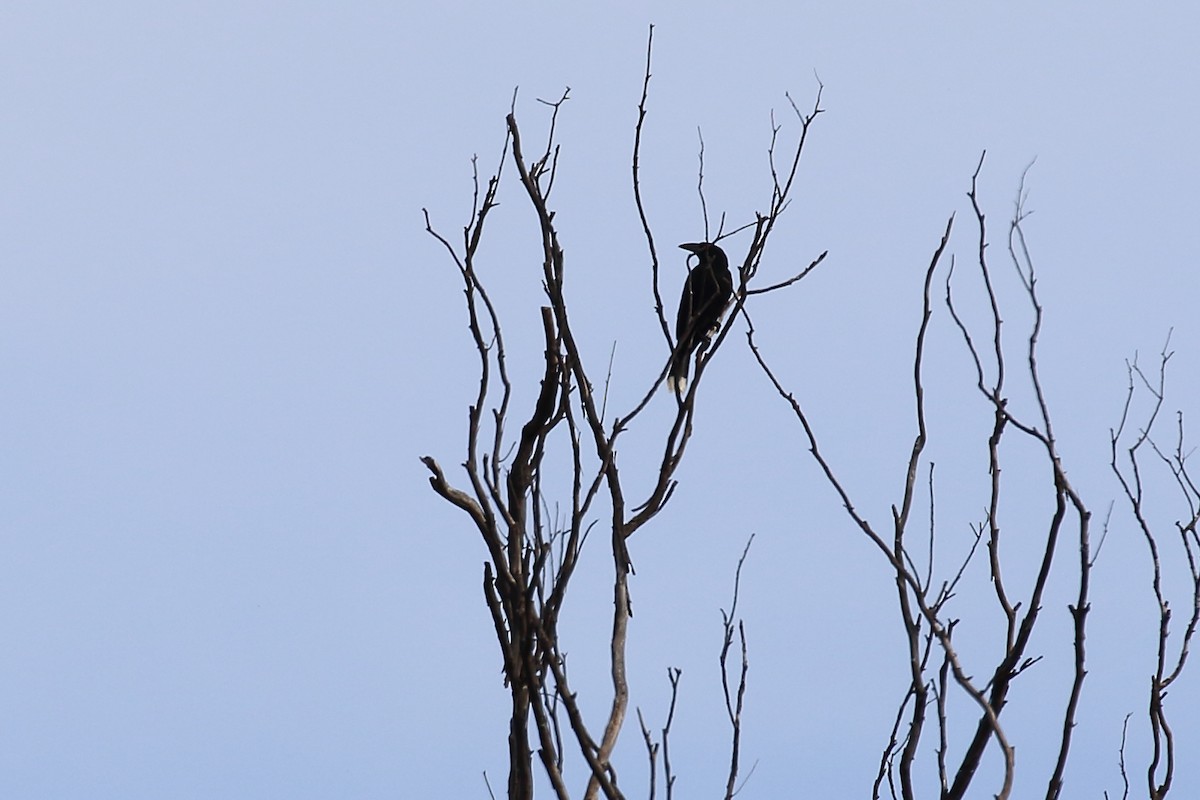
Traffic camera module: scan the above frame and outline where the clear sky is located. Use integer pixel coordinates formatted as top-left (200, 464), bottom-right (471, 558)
top-left (4, 2), bottom-right (1199, 798)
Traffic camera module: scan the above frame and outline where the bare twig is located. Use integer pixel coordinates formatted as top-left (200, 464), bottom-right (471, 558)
top-left (720, 536), bottom-right (755, 800)
top-left (663, 668), bottom-right (681, 800)
top-left (631, 24), bottom-right (670, 349)
top-left (637, 708), bottom-right (659, 800)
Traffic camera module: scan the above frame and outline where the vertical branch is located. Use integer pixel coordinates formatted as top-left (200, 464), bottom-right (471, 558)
top-left (636, 667), bottom-right (682, 800)
top-left (873, 687), bottom-right (912, 800)
top-left (720, 536), bottom-right (755, 800)
top-left (663, 667), bottom-right (681, 800)
top-left (958, 156), bottom-right (1018, 650)
top-left (936, 644), bottom-right (953, 795)
top-left (1109, 713), bottom-right (1133, 800)
top-left (893, 214), bottom-right (954, 800)
top-left (631, 24), bottom-right (670, 348)
top-left (697, 126), bottom-right (711, 241)
top-left (637, 709), bottom-right (659, 800)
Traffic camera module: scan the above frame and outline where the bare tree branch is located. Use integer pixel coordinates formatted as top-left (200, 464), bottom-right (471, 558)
top-left (748, 163), bottom-right (1098, 800)
top-left (1111, 333), bottom-right (1200, 800)
top-left (720, 536), bottom-right (754, 800)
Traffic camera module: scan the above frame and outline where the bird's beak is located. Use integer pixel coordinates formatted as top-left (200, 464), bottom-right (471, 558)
top-left (679, 242), bottom-right (703, 253)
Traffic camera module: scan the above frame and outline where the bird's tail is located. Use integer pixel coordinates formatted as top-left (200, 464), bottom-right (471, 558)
top-left (667, 353), bottom-right (689, 395)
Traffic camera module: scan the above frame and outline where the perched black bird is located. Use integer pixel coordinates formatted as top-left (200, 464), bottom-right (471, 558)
top-left (668, 241), bottom-right (732, 394)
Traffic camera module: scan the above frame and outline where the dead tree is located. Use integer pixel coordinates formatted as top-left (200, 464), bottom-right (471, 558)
top-left (421, 30), bottom-right (1197, 800)
top-left (421, 28), bottom-right (825, 799)
top-left (740, 143), bottom-right (1200, 797)
top-left (748, 157), bottom-right (1095, 800)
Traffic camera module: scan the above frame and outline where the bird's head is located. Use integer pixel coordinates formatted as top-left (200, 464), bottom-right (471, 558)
top-left (679, 241), bottom-right (729, 269)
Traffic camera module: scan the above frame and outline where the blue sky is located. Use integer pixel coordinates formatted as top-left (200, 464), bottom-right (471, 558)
top-left (4, 2), bottom-right (1200, 798)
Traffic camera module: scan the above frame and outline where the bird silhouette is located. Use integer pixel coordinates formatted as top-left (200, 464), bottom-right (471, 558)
top-left (668, 242), bottom-right (732, 394)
